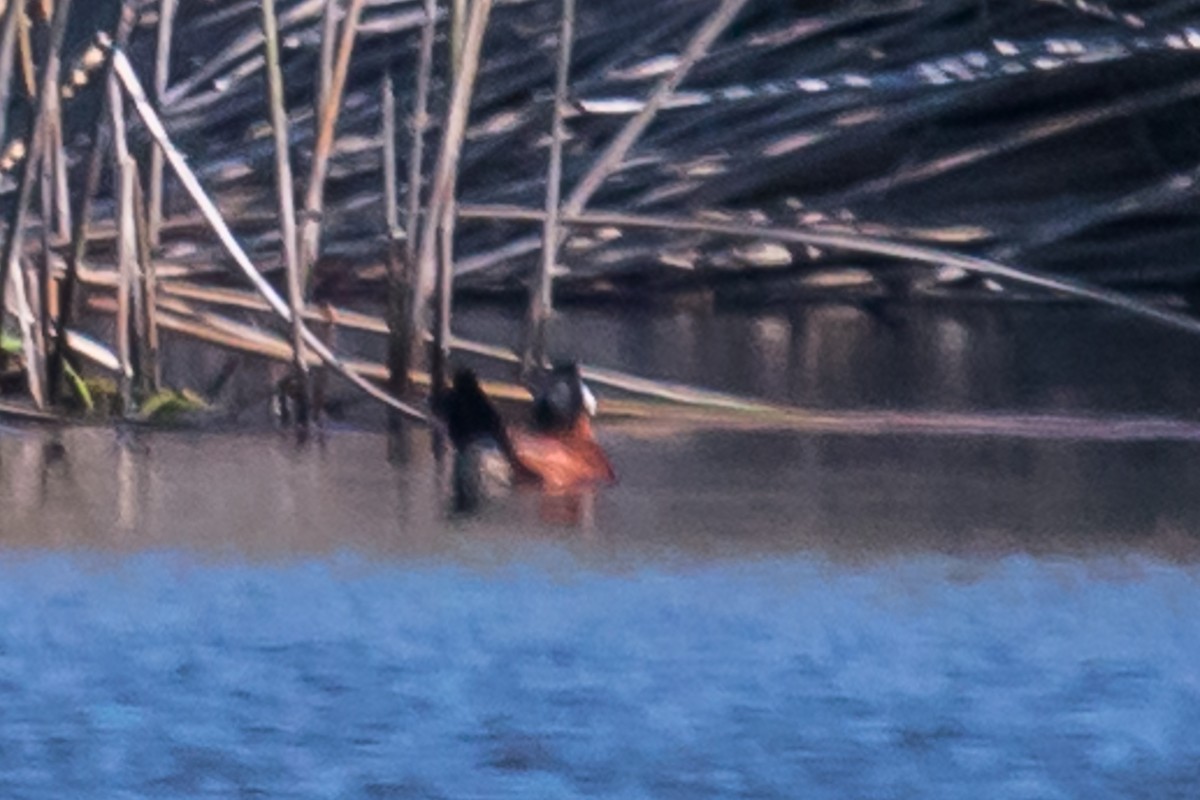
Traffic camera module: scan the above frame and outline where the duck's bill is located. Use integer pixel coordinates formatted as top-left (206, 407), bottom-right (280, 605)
top-left (581, 382), bottom-right (597, 417)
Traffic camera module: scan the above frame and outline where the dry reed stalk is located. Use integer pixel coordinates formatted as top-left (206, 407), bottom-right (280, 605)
top-left (404, 0), bottom-right (436, 269)
top-left (562, 0), bottom-right (749, 214)
top-left (54, 210), bottom-right (261, 249)
top-left (37, 112), bottom-right (54, 357)
top-left (298, 0), bottom-right (367, 294)
top-left (16, 5), bottom-right (32, 97)
top-left (48, 94), bottom-right (70, 241)
top-left (263, 0), bottom-right (311, 425)
top-left (411, 0), bottom-right (493, 392)
top-left (159, 281), bottom-right (382, 330)
top-left (108, 73), bottom-right (131, 209)
top-left (834, 77), bottom-right (1200, 208)
top-left (25, 266), bottom-right (46, 399)
top-left (9, 261), bottom-right (46, 407)
top-left (433, 0), bottom-right (472, 395)
top-left (133, 302), bottom-right (790, 430)
top-left (147, 281), bottom-right (776, 414)
top-left (316, 0), bottom-right (338, 130)
top-left (134, 276), bottom-right (781, 421)
top-left (381, 62), bottom-right (403, 409)
top-left (0, 399), bottom-right (58, 421)
top-left (126, 298), bottom-right (1200, 445)
top-left (450, 0), bottom-right (466, 72)
top-left (389, 0), bottom-right (436, 398)
top-left (109, 74), bottom-right (136, 409)
top-left (49, 1), bottom-right (138, 405)
top-left (0, 0), bottom-right (20, 148)
top-left (148, 0), bottom-right (178, 246)
top-left (1000, 163), bottom-right (1200, 264)
top-left (449, 0), bottom-right (749, 280)
top-left (381, 69), bottom-right (399, 234)
top-left (310, 301), bottom-right (337, 419)
top-left (157, 0), bottom-right (356, 112)
top-left (131, 169), bottom-right (161, 394)
top-left (432, 198), bottom-right (455, 394)
top-left (380, 65), bottom-right (407, 407)
top-left (109, 47), bottom-right (427, 423)
top-left (115, 154), bottom-right (136, 411)
top-left (106, 292), bottom-right (1200, 447)
top-left (384, 232), bottom-right (414, 398)
top-left (23, 266), bottom-right (46, 400)
top-left (459, 203), bottom-right (1200, 338)
top-left (101, 276), bottom-right (1093, 433)
top-left (0, 0), bottom-right (71, 374)
top-left (62, 328), bottom-right (119, 374)
top-left (521, 0), bottom-right (574, 378)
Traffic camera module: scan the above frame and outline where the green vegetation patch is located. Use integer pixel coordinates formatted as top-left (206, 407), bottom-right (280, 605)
top-left (138, 388), bottom-right (211, 422)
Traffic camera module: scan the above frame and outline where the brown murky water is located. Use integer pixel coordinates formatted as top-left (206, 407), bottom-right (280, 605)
top-left (2, 422), bottom-right (1200, 564)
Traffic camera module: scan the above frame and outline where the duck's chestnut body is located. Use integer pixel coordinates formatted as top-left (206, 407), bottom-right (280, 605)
top-left (509, 414), bottom-right (615, 491)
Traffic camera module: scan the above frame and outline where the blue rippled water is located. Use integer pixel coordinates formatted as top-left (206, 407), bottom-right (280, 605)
top-left (0, 547), bottom-right (1197, 798)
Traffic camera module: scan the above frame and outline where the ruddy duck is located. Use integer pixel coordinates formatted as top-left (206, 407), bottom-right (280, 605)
top-left (434, 363), bottom-right (616, 499)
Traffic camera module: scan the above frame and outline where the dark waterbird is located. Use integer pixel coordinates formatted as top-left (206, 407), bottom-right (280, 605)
top-left (434, 363), bottom-right (616, 499)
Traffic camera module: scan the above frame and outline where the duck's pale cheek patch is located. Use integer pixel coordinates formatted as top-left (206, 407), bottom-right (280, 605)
top-left (582, 384), bottom-right (598, 417)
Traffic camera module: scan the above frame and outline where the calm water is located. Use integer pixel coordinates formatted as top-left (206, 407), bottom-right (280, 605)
top-left (4, 303), bottom-right (1200, 797)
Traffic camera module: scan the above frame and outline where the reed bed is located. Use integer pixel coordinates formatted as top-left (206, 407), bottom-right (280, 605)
top-left (0, 0), bottom-right (1196, 438)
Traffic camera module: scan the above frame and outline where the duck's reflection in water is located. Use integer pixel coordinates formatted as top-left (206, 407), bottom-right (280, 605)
top-left (449, 466), bottom-right (598, 531)
top-left (537, 490), bottom-right (596, 530)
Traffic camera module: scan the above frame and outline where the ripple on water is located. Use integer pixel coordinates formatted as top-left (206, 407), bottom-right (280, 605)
top-left (0, 552), bottom-right (1193, 797)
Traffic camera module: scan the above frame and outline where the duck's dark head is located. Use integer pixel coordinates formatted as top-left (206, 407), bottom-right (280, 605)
top-left (451, 368), bottom-right (481, 395)
top-left (435, 368), bottom-right (506, 449)
top-left (532, 361), bottom-right (597, 432)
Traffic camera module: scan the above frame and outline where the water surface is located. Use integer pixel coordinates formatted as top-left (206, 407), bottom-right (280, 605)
top-left (3, 302), bottom-right (1200, 797)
